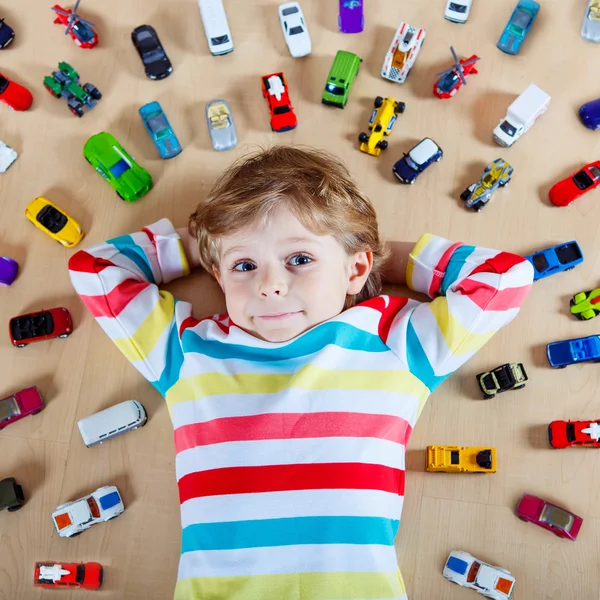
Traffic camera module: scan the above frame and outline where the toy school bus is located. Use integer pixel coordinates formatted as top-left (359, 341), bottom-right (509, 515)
top-left (426, 445), bottom-right (497, 473)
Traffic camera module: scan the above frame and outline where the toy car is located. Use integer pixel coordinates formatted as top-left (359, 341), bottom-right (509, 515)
top-left (34, 562), bottom-right (103, 589)
top-left (381, 22), bottom-right (426, 84)
top-left (0, 478), bottom-right (25, 511)
top-left (0, 256), bottom-right (18, 285)
top-left (52, 485), bottom-right (124, 538)
top-left (443, 550), bottom-right (515, 599)
top-left (549, 419), bottom-right (600, 448)
top-left (43, 61), bottom-right (101, 117)
top-left (477, 362), bottom-right (527, 399)
top-left (131, 24), bottom-right (172, 80)
top-left (546, 334), bottom-right (600, 368)
top-left (497, 0), bottom-right (540, 55)
top-left (25, 197), bottom-right (84, 247)
top-left (261, 72), bottom-right (297, 132)
top-left (579, 97), bottom-right (600, 129)
top-left (0, 386), bottom-right (44, 430)
top-left (516, 493), bottom-right (583, 540)
top-left (426, 445), bottom-right (496, 473)
top-left (10, 307), bottom-right (73, 348)
top-left (392, 138), bottom-right (443, 184)
top-left (0, 17), bottom-right (15, 48)
top-left (549, 161), bottom-right (600, 207)
top-left (139, 101), bottom-right (182, 159)
top-left (51, 2), bottom-right (98, 49)
top-left (582, 0), bottom-right (600, 42)
top-left (338, 0), bottom-right (363, 33)
top-left (0, 140), bottom-right (17, 173)
top-left (0, 73), bottom-right (32, 111)
top-left (198, 0), bottom-right (234, 56)
top-left (433, 47), bottom-right (480, 99)
top-left (83, 132), bottom-right (152, 202)
top-left (445, 0), bottom-right (473, 23)
top-left (279, 2), bottom-right (311, 57)
top-left (358, 96), bottom-right (405, 157)
top-left (322, 50), bottom-right (361, 108)
top-left (461, 158), bottom-right (513, 211)
top-left (206, 99), bottom-right (237, 151)
top-left (525, 241), bottom-right (583, 281)
top-left (570, 289), bottom-right (600, 320)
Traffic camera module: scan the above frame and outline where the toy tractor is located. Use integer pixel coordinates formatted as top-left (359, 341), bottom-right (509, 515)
top-left (43, 61), bottom-right (101, 117)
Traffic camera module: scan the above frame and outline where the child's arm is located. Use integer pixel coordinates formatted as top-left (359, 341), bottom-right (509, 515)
top-left (382, 241), bottom-right (415, 286)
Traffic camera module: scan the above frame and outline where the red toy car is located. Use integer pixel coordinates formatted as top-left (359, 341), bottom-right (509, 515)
top-left (516, 493), bottom-right (583, 541)
top-left (549, 419), bottom-right (600, 448)
top-left (0, 386), bottom-right (44, 431)
top-left (9, 307), bottom-right (72, 347)
top-left (261, 72), bottom-right (297, 132)
top-left (0, 73), bottom-right (33, 111)
top-left (51, 2), bottom-right (98, 49)
top-left (549, 161), bottom-right (600, 207)
top-left (34, 562), bottom-right (103, 589)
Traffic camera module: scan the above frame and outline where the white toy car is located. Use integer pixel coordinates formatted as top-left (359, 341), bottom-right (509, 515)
top-left (51, 485), bottom-right (124, 538)
top-left (445, 0), bottom-right (473, 23)
top-left (278, 2), bottom-right (311, 57)
top-left (381, 22), bottom-right (426, 84)
top-left (0, 141), bottom-right (17, 173)
top-left (443, 550), bottom-right (516, 599)
top-left (582, 0), bottom-right (600, 42)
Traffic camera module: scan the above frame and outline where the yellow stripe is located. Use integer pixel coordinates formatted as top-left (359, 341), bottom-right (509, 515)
top-left (113, 291), bottom-right (175, 362)
top-left (406, 233), bottom-right (432, 289)
top-left (174, 570), bottom-right (406, 600)
top-left (178, 239), bottom-right (191, 277)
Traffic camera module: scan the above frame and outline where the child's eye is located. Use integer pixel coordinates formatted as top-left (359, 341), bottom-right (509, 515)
top-left (289, 254), bottom-right (313, 266)
top-left (232, 261), bottom-right (256, 272)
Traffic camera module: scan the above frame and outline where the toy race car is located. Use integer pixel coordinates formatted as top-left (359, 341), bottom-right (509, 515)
top-left (546, 334), bottom-right (600, 368)
top-left (0, 386), bottom-right (44, 431)
top-left (83, 132), bottom-right (152, 201)
top-left (0, 140), bottom-right (17, 173)
top-left (0, 477), bottom-right (25, 512)
top-left (525, 241), bottom-right (583, 281)
top-left (9, 307), bottom-right (73, 347)
top-left (477, 362), bottom-right (527, 399)
top-left (51, 2), bottom-right (98, 49)
top-left (392, 137), bottom-right (443, 184)
top-left (461, 158), bottom-right (513, 211)
top-left (131, 24), bottom-right (172, 80)
top-left (0, 256), bottom-right (18, 285)
top-left (443, 550), bottom-right (515, 599)
top-left (338, 0), bottom-right (363, 33)
top-left (0, 17), bottom-right (15, 48)
top-left (34, 562), bottom-right (103, 589)
top-left (549, 419), bottom-right (600, 448)
top-left (497, 0), bottom-right (540, 55)
top-left (570, 289), bottom-right (600, 320)
top-left (433, 48), bottom-right (480, 99)
top-left (25, 197), bottom-right (84, 247)
top-left (52, 485), bottom-right (124, 538)
top-left (426, 445), bottom-right (496, 473)
top-left (549, 161), bottom-right (600, 207)
top-left (139, 101), bottom-right (182, 159)
top-left (358, 96), bottom-right (405, 157)
top-left (43, 61), bottom-right (101, 117)
top-left (278, 2), bottom-right (311, 57)
top-left (261, 72), bottom-right (297, 132)
top-left (0, 73), bottom-right (33, 111)
top-left (516, 493), bottom-right (583, 540)
top-left (381, 22), bottom-right (426, 84)
top-left (206, 99), bottom-right (237, 151)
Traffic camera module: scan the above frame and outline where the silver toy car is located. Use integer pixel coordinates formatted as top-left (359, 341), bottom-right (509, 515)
top-left (205, 99), bottom-right (237, 151)
top-left (460, 158), bottom-right (513, 211)
top-left (582, 0), bottom-right (600, 42)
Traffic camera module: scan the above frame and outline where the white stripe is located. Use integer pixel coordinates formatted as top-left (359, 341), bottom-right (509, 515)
top-left (70, 259), bottom-right (152, 296)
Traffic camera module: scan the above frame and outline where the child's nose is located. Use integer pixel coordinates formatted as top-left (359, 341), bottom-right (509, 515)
top-left (258, 268), bottom-right (289, 297)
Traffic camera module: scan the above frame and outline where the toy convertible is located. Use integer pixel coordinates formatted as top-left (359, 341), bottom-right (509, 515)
top-left (9, 307), bottom-right (73, 347)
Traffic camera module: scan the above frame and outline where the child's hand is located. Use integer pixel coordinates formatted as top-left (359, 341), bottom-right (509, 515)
top-left (177, 227), bottom-right (202, 270)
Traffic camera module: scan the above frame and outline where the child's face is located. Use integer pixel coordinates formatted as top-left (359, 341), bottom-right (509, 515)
top-left (212, 206), bottom-right (372, 342)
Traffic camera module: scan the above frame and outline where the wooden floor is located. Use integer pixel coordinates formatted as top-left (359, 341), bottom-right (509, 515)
top-left (1, 0), bottom-right (600, 598)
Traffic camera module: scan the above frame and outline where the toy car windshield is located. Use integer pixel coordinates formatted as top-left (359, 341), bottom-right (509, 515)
top-left (71, 21), bottom-right (94, 43)
top-left (136, 31), bottom-right (157, 52)
top-left (540, 505), bottom-right (573, 530)
top-left (499, 121), bottom-right (517, 136)
top-left (510, 9), bottom-right (533, 32)
top-left (273, 105), bottom-right (291, 115)
top-left (449, 2), bottom-right (468, 12)
top-left (0, 76), bottom-right (8, 93)
top-left (532, 254), bottom-right (549, 272)
top-left (0, 397), bottom-right (20, 422)
top-left (36, 205), bottom-right (67, 234)
top-left (109, 159), bottom-right (131, 178)
top-left (146, 113), bottom-right (169, 137)
top-left (573, 170), bottom-right (594, 190)
top-left (210, 35), bottom-right (230, 46)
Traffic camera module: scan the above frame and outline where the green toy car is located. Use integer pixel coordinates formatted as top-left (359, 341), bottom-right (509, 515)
top-left (322, 50), bottom-right (362, 108)
top-left (43, 61), bottom-right (101, 117)
top-left (570, 289), bottom-right (600, 320)
top-left (83, 132), bottom-right (152, 202)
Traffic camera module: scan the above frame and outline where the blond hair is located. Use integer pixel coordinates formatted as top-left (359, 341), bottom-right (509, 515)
top-left (188, 146), bottom-right (390, 309)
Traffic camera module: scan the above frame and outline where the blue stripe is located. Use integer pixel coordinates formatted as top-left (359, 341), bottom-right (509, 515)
top-left (440, 245), bottom-right (476, 296)
top-left (107, 234), bottom-right (156, 284)
top-left (406, 319), bottom-right (448, 391)
top-left (181, 516), bottom-right (399, 553)
top-left (156, 301), bottom-right (186, 395)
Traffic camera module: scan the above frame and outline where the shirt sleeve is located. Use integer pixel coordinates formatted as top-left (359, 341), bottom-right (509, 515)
top-left (378, 233), bottom-right (534, 391)
top-left (67, 218), bottom-right (192, 395)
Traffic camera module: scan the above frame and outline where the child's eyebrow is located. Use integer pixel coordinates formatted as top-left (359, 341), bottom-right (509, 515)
top-left (222, 237), bottom-right (319, 260)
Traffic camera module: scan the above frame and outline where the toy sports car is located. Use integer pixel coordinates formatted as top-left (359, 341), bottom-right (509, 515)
top-left (582, 0), bottom-right (600, 42)
top-left (525, 241), bottom-right (583, 281)
top-left (358, 96), bottom-right (405, 157)
top-left (549, 161), bottom-right (600, 207)
top-left (25, 197), bottom-right (84, 247)
top-left (497, 0), bottom-right (540, 55)
top-left (381, 22), bottom-right (426, 84)
top-left (52, 485), bottom-right (124, 538)
top-left (516, 493), bottom-right (583, 540)
top-left (0, 386), bottom-right (44, 430)
top-left (338, 0), bottom-right (363, 33)
top-left (139, 101), bottom-right (182, 159)
top-left (0, 17), bottom-right (15, 48)
top-left (261, 72), bottom-right (297, 132)
top-left (549, 419), bottom-right (600, 448)
top-left (0, 477), bottom-right (25, 512)
top-left (0, 256), bottom-right (18, 285)
top-left (131, 24), bottom-right (172, 80)
top-left (10, 307), bottom-right (73, 347)
top-left (570, 289), bottom-right (600, 320)
top-left (546, 334), bottom-right (600, 368)
top-left (461, 158), bottom-right (513, 211)
top-left (392, 137), bottom-right (443, 184)
top-left (206, 99), bottom-right (237, 151)
top-left (0, 73), bottom-right (33, 111)
top-left (445, 0), bottom-right (473, 23)
top-left (278, 2), bottom-right (311, 57)
top-left (34, 562), bottom-right (103, 589)
top-left (477, 362), bottom-right (527, 399)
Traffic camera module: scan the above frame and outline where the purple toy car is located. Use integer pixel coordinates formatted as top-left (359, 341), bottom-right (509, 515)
top-left (0, 256), bottom-right (18, 285)
top-left (339, 0), bottom-right (363, 33)
top-left (579, 98), bottom-right (600, 130)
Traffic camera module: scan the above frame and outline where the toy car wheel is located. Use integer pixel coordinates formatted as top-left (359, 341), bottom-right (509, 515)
top-left (377, 140), bottom-right (388, 150)
top-left (358, 132), bottom-right (369, 143)
top-left (106, 515), bottom-right (119, 520)
top-left (117, 191), bottom-right (126, 201)
top-left (84, 156), bottom-right (92, 165)
top-left (69, 105), bottom-right (84, 118)
top-left (7, 503), bottom-right (23, 512)
top-left (460, 190), bottom-right (470, 201)
top-left (16, 343), bottom-right (27, 348)
top-left (517, 516), bottom-right (527, 522)
top-left (436, 154), bottom-right (443, 162)
top-left (394, 102), bottom-right (406, 114)
top-left (15, 485), bottom-right (25, 503)
top-left (31, 409), bottom-right (41, 415)
top-left (58, 333), bottom-right (70, 339)
top-left (374, 96), bottom-right (383, 108)
top-left (514, 383), bottom-right (526, 390)
top-left (44, 84), bottom-right (60, 98)
top-left (68, 531), bottom-right (83, 537)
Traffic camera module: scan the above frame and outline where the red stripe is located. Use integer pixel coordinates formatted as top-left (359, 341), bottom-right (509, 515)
top-left (79, 279), bottom-right (150, 318)
top-left (469, 252), bottom-right (526, 276)
top-left (457, 279), bottom-right (532, 311)
top-left (178, 462), bottom-right (405, 503)
top-left (68, 250), bottom-right (113, 274)
top-left (174, 412), bottom-right (413, 453)
top-left (429, 242), bottom-right (464, 297)
top-left (179, 316), bottom-right (200, 337)
top-left (378, 296), bottom-right (409, 344)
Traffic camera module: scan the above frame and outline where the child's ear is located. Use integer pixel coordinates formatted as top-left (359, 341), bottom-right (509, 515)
top-left (212, 265), bottom-right (224, 290)
top-left (346, 251), bottom-right (373, 295)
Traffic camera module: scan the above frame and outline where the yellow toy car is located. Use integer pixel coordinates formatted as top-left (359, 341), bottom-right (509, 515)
top-left (25, 197), bottom-right (84, 248)
top-left (426, 445), bottom-right (497, 473)
top-left (358, 96), bottom-right (405, 157)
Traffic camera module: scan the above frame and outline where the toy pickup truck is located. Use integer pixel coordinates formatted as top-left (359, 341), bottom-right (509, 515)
top-left (426, 445), bottom-right (497, 473)
top-left (477, 362), bottom-right (527, 399)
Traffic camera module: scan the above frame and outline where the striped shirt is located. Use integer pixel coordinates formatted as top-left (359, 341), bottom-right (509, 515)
top-left (68, 219), bottom-right (533, 600)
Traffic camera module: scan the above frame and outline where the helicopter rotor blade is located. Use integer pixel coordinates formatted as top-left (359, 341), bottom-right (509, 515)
top-left (72, 0), bottom-right (82, 14)
top-left (450, 46), bottom-right (460, 67)
top-left (51, 7), bottom-right (71, 16)
top-left (457, 69), bottom-right (467, 86)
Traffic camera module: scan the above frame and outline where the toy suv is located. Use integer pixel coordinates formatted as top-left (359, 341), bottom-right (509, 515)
top-left (461, 158), bottom-right (513, 211)
top-left (358, 96), bottom-right (405, 157)
top-left (43, 62), bottom-right (101, 117)
top-left (0, 477), bottom-right (25, 512)
top-left (322, 50), bottom-right (362, 108)
top-left (477, 362), bottom-right (527, 399)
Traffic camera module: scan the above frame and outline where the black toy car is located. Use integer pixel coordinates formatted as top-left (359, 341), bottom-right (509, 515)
top-left (0, 17), bottom-right (15, 48)
top-left (0, 477), bottom-right (25, 512)
top-left (131, 24), bottom-right (172, 80)
top-left (476, 362), bottom-right (528, 399)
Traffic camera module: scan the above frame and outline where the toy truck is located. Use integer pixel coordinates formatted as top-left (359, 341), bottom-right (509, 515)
top-left (492, 83), bottom-right (550, 147)
top-left (476, 362), bottom-right (527, 399)
top-left (426, 445), bottom-right (497, 473)
top-left (43, 61), bottom-right (101, 117)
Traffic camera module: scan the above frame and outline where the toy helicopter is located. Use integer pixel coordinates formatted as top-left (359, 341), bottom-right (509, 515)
top-left (433, 46), bottom-right (480, 99)
top-left (51, 0), bottom-right (98, 48)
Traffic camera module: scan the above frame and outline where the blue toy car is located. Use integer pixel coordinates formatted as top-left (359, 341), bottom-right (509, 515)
top-left (0, 18), bottom-right (14, 48)
top-left (497, 0), bottom-right (540, 55)
top-left (579, 98), bottom-right (600, 130)
top-left (524, 241), bottom-right (583, 281)
top-left (392, 137), bottom-right (443, 185)
top-left (547, 335), bottom-right (600, 368)
top-left (138, 101), bottom-right (182, 159)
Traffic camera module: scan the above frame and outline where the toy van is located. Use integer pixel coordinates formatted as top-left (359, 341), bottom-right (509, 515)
top-left (77, 400), bottom-right (147, 447)
top-left (198, 0), bottom-right (233, 55)
top-left (321, 50), bottom-right (362, 108)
